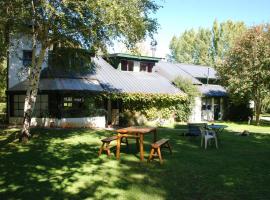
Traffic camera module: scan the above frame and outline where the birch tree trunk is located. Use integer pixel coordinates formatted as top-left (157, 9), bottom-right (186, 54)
top-left (20, 47), bottom-right (46, 142)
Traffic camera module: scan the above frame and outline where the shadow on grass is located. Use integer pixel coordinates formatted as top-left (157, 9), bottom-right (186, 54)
top-left (0, 127), bottom-right (270, 199)
top-left (0, 131), bottom-right (19, 147)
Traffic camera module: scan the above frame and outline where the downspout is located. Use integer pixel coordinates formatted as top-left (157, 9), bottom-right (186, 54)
top-left (5, 24), bottom-right (10, 125)
top-left (207, 67), bottom-right (209, 85)
top-left (6, 48), bottom-right (9, 124)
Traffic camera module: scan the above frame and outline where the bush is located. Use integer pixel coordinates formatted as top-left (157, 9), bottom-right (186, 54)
top-left (173, 77), bottom-right (200, 121)
top-left (224, 99), bottom-right (253, 121)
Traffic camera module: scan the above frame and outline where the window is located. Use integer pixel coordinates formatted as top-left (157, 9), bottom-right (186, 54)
top-left (13, 94), bottom-right (48, 117)
top-left (140, 63), bottom-right (147, 72)
top-left (33, 95), bottom-right (48, 117)
top-left (140, 62), bottom-right (154, 72)
top-left (63, 97), bottom-right (84, 109)
top-left (198, 78), bottom-right (218, 85)
top-left (63, 97), bottom-right (73, 108)
top-left (121, 60), bottom-right (134, 71)
top-left (201, 97), bottom-right (212, 111)
top-left (13, 95), bottom-right (25, 117)
top-left (23, 50), bottom-right (32, 67)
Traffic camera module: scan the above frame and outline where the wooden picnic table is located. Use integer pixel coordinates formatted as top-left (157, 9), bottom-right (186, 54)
top-left (116, 126), bottom-right (157, 161)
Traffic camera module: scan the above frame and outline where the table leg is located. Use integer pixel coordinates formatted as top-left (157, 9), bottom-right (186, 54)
top-left (139, 133), bottom-right (144, 161)
top-left (116, 133), bottom-right (121, 160)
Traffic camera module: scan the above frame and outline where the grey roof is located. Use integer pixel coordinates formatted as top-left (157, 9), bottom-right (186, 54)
top-left (9, 57), bottom-right (183, 95)
top-left (93, 57), bottom-right (183, 94)
top-left (154, 61), bottom-right (227, 97)
top-left (177, 63), bottom-right (217, 79)
top-left (9, 78), bottom-right (103, 92)
top-left (198, 84), bottom-right (227, 97)
top-left (40, 65), bottom-right (97, 79)
top-left (154, 61), bottom-right (202, 84)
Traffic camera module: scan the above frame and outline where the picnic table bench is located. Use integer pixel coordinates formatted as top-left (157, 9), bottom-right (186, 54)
top-left (148, 138), bottom-right (172, 164)
top-left (98, 135), bottom-right (128, 156)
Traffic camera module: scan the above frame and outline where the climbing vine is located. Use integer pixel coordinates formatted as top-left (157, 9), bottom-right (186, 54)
top-left (103, 92), bottom-right (191, 122)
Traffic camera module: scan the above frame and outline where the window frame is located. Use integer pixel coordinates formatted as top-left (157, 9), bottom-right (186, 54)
top-left (121, 60), bottom-right (134, 71)
top-left (12, 94), bottom-right (48, 117)
top-left (140, 62), bottom-right (154, 72)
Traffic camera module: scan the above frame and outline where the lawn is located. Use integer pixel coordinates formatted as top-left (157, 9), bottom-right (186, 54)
top-left (0, 123), bottom-right (270, 200)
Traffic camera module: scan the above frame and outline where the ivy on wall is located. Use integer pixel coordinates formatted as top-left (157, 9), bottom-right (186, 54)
top-left (104, 92), bottom-right (190, 122)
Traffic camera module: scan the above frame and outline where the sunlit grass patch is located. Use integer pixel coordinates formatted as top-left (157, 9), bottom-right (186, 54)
top-left (0, 123), bottom-right (270, 199)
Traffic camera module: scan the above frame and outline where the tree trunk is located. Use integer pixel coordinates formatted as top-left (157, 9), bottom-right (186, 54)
top-left (20, 47), bottom-right (46, 142)
top-left (254, 101), bottom-right (261, 126)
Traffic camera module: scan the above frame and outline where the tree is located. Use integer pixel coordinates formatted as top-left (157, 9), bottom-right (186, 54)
top-left (0, 2), bottom-right (11, 99)
top-left (211, 20), bottom-right (246, 64)
top-left (169, 29), bottom-right (197, 64)
top-left (173, 76), bottom-right (200, 121)
top-left (169, 20), bottom-right (246, 66)
top-left (0, 0), bottom-right (159, 141)
top-left (169, 28), bottom-right (213, 66)
top-left (216, 24), bottom-right (270, 125)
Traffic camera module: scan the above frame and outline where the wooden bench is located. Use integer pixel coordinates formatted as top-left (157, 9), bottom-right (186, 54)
top-left (98, 136), bottom-right (128, 156)
top-left (148, 138), bottom-right (172, 164)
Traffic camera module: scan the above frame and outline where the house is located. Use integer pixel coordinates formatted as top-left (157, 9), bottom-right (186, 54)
top-left (6, 37), bottom-right (226, 128)
top-left (6, 37), bottom-right (183, 128)
top-left (154, 62), bottom-right (227, 121)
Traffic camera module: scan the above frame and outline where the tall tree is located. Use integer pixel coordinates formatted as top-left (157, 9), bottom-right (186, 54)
top-left (0, 1), bottom-right (12, 99)
top-left (169, 29), bottom-right (197, 64)
top-left (0, 0), bottom-right (159, 141)
top-left (169, 20), bottom-right (246, 66)
top-left (216, 24), bottom-right (270, 125)
top-left (211, 20), bottom-right (246, 64)
top-left (194, 28), bottom-right (212, 65)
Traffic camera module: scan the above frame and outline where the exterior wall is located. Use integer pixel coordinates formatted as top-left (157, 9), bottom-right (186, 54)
top-left (8, 35), bottom-right (48, 88)
top-left (9, 116), bottom-right (106, 128)
top-left (133, 61), bottom-right (140, 72)
top-left (189, 97), bottom-right (202, 122)
top-left (9, 93), bottom-right (106, 128)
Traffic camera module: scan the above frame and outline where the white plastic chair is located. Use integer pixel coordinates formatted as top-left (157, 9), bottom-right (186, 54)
top-left (200, 127), bottom-right (218, 149)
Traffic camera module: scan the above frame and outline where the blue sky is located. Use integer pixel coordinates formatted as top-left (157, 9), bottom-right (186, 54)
top-left (112, 0), bottom-right (270, 57)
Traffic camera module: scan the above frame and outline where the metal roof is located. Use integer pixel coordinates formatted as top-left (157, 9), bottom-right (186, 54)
top-left (40, 65), bottom-right (97, 79)
top-left (154, 61), bottom-right (227, 97)
top-left (154, 61), bottom-right (202, 84)
top-left (93, 57), bottom-right (183, 94)
top-left (9, 57), bottom-right (183, 95)
top-left (198, 84), bottom-right (227, 97)
top-left (177, 63), bottom-right (217, 79)
top-left (9, 78), bottom-right (103, 92)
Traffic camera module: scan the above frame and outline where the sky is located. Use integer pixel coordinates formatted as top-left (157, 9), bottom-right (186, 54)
top-left (111, 0), bottom-right (270, 58)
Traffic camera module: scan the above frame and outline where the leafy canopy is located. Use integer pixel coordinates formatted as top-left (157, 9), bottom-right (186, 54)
top-left (0, 0), bottom-right (159, 52)
top-left (169, 20), bottom-right (246, 66)
top-left (216, 24), bottom-right (270, 124)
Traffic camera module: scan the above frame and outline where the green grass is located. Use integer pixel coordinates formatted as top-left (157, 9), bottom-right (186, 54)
top-left (0, 123), bottom-right (270, 200)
